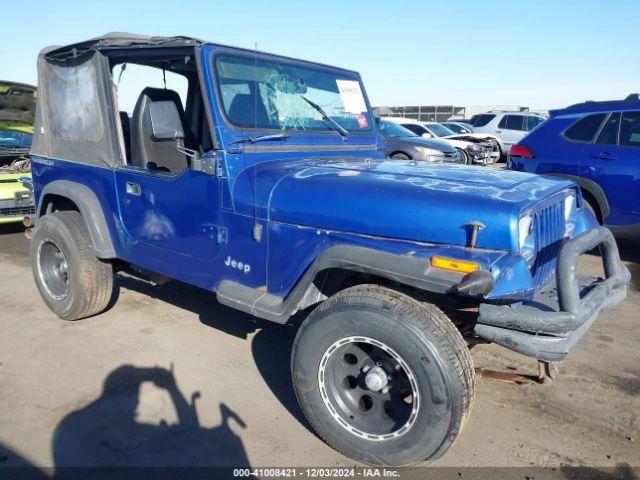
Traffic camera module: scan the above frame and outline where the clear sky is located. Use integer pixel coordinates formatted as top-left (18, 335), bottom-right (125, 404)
top-left (1, 0), bottom-right (638, 111)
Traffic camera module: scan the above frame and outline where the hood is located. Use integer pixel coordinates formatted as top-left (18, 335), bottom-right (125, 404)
top-left (446, 134), bottom-right (484, 144)
top-left (389, 135), bottom-right (457, 153)
top-left (231, 157), bottom-right (573, 250)
top-left (438, 137), bottom-right (475, 149)
top-left (0, 82), bottom-right (36, 126)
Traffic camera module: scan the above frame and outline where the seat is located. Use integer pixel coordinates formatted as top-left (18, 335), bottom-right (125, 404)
top-left (227, 93), bottom-right (271, 128)
top-left (130, 87), bottom-right (196, 173)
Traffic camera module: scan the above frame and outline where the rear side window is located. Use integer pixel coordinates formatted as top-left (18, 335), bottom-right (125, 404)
top-left (470, 114), bottom-right (495, 127)
top-left (499, 115), bottom-right (525, 131)
top-left (526, 115), bottom-right (545, 131)
top-left (46, 62), bottom-right (104, 142)
top-left (620, 111), bottom-right (640, 147)
top-left (564, 113), bottom-right (606, 142)
top-left (594, 113), bottom-right (620, 145)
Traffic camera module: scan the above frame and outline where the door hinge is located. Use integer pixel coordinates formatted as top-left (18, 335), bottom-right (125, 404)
top-left (191, 156), bottom-right (216, 175)
top-left (202, 225), bottom-right (228, 244)
top-left (216, 156), bottom-right (224, 177)
top-left (216, 226), bottom-right (228, 244)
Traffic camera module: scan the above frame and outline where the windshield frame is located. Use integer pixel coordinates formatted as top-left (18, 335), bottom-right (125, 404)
top-left (209, 50), bottom-right (374, 137)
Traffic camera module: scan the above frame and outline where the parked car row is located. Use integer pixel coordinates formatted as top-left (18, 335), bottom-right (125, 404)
top-left (383, 117), bottom-right (500, 165)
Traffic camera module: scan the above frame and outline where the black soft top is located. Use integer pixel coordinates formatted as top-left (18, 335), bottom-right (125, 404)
top-left (43, 32), bottom-right (204, 61)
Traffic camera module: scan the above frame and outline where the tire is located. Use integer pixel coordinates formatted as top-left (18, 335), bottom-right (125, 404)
top-left (291, 284), bottom-right (475, 466)
top-left (456, 148), bottom-right (471, 165)
top-left (390, 153), bottom-right (410, 160)
top-left (31, 211), bottom-right (115, 321)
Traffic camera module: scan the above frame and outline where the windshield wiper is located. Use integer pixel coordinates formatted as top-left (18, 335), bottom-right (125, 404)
top-left (228, 133), bottom-right (290, 145)
top-left (300, 96), bottom-right (351, 140)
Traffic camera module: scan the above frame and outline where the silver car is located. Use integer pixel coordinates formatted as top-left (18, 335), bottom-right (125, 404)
top-left (378, 120), bottom-right (463, 163)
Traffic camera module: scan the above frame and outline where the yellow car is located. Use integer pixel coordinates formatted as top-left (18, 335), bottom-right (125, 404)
top-left (0, 81), bottom-right (35, 224)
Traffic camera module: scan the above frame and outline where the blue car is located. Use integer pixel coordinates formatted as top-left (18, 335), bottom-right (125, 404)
top-left (508, 95), bottom-right (640, 238)
top-left (26, 33), bottom-right (629, 467)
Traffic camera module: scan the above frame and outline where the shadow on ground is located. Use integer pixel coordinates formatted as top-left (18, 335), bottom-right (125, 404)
top-left (0, 223), bottom-right (25, 234)
top-left (0, 364), bottom-right (249, 479)
top-left (118, 275), bottom-right (312, 433)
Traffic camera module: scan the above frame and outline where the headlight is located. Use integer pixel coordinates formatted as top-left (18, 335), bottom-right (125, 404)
top-left (416, 147), bottom-right (443, 157)
top-left (468, 144), bottom-right (481, 152)
top-left (518, 215), bottom-right (533, 248)
top-left (564, 194), bottom-right (576, 221)
top-left (416, 147), bottom-right (445, 162)
top-left (564, 193), bottom-right (576, 237)
top-left (518, 214), bottom-right (535, 260)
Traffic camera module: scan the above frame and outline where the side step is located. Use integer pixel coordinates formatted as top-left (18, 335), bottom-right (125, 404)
top-left (216, 281), bottom-right (289, 323)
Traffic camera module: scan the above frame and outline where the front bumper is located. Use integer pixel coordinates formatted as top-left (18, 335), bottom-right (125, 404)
top-left (0, 191), bottom-right (35, 223)
top-left (469, 146), bottom-right (495, 165)
top-left (474, 227), bottom-right (630, 362)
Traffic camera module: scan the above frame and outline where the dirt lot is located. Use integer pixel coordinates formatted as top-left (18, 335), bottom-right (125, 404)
top-left (0, 222), bottom-right (638, 477)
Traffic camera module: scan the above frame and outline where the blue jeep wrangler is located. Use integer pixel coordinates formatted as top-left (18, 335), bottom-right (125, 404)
top-left (27, 34), bottom-right (629, 466)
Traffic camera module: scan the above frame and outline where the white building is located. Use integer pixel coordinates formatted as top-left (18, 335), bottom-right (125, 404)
top-left (373, 105), bottom-right (531, 122)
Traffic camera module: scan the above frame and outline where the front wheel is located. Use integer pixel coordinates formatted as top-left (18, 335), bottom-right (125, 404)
top-left (456, 148), bottom-right (471, 165)
top-left (31, 211), bottom-right (115, 321)
top-left (291, 285), bottom-right (475, 466)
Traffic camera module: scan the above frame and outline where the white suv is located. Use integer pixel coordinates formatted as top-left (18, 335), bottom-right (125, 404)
top-left (470, 111), bottom-right (547, 153)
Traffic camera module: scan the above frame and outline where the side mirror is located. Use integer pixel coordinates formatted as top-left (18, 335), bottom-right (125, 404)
top-left (145, 101), bottom-right (185, 141)
top-left (421, 132), bottom-right (433, 138)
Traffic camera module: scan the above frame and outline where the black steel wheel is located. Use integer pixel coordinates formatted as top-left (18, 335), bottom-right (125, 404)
top-left (292, 284), bottom-right (475, 466)
top-left (319, 336), bottom-right (419, 440)
top-left (37, 237), bottom-right (70, 300)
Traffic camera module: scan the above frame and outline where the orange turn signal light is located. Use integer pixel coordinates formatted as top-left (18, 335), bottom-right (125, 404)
top-left (430, 256), bottom-right (480, 274)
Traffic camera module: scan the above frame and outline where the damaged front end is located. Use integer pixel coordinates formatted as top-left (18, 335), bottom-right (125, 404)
top-left (0, 158), bottom-right (35, 223)
top-left (461, 138), bottom-right (499, 164)
top-left (0, 81), bottom-right (36, 223)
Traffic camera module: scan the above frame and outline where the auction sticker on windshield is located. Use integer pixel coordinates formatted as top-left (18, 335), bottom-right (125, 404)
top-left (336, 80), bottom-right (366, 114)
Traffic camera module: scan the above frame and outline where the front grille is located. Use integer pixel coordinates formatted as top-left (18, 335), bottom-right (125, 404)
top-left (0, 205), bottom-right (35, 218)
top-left (530, 200), bottom-right (565, 290)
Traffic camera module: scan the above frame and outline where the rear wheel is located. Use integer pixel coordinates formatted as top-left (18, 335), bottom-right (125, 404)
top-left (291, 284), bottom-right (475, 466)
top-left (31, 211), bottom-right (115, 320)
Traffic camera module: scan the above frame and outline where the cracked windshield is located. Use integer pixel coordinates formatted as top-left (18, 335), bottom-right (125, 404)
top-left (215, 54), bottom-right (372, 133)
